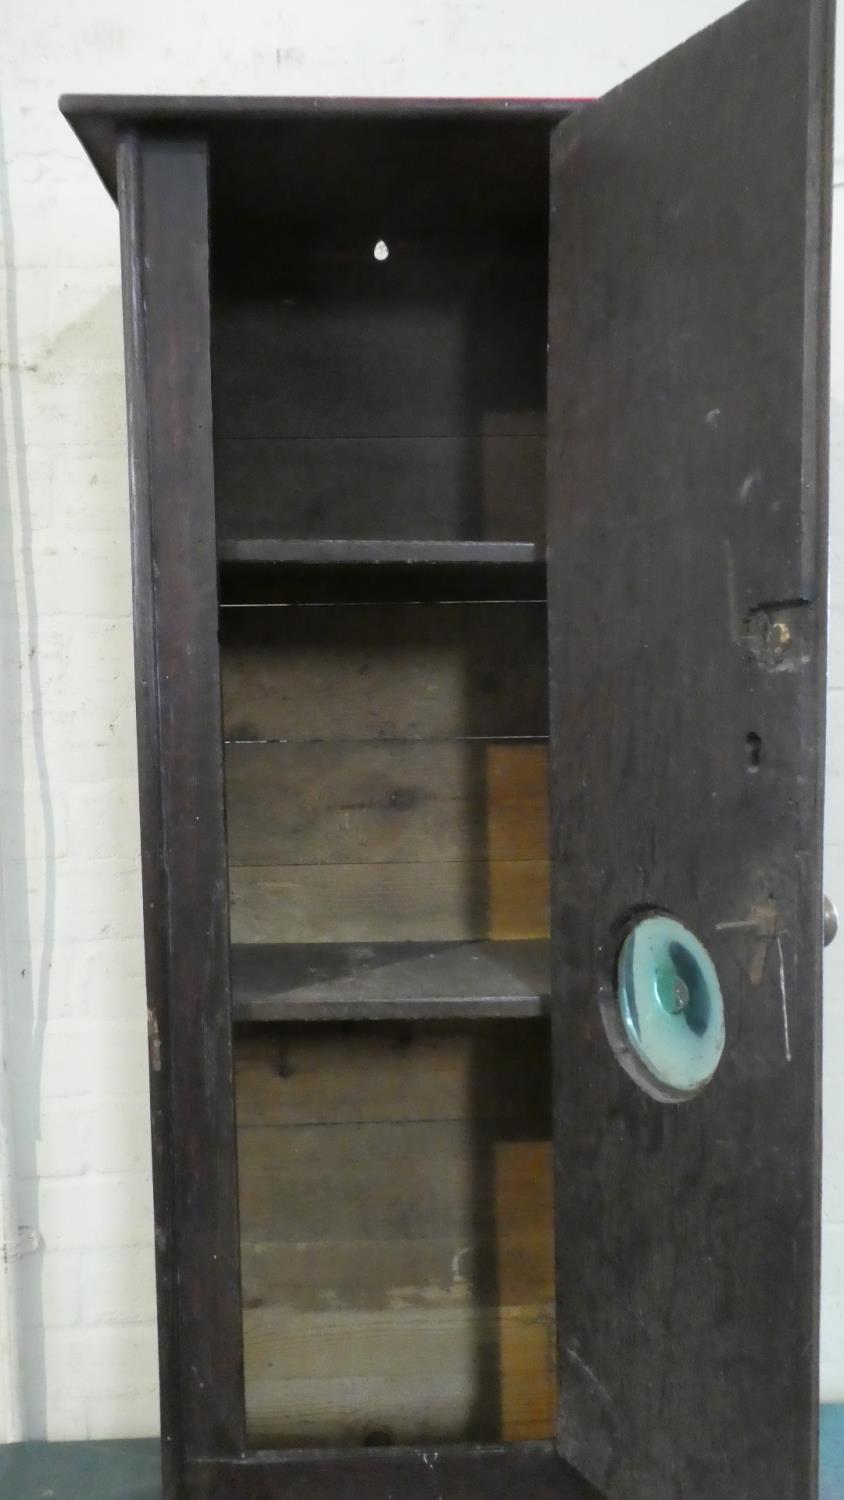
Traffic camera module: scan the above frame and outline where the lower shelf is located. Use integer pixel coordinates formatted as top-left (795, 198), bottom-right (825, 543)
top-left (230, 939), bottom-right (550, 1021)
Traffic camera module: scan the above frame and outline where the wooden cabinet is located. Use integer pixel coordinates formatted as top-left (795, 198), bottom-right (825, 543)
top-left (61, 0), bottom-right (834, 1494)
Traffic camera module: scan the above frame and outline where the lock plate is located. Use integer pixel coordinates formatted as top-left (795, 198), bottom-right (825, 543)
top-left (611, 914), bottom-right (725, 1102)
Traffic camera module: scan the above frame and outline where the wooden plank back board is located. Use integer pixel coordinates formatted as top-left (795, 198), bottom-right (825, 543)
top-left (235, 1021), bottom-right (555, 1447)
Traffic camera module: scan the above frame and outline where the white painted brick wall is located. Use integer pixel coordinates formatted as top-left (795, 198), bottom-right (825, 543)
top-left (0, 0), bottom-right (842, 1440)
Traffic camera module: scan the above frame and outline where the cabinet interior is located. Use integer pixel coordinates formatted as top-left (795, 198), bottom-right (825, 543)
top-left (235, 1019), bottom-right (554, 1448)
top-left (211, 111), bottom-right (558, 1449)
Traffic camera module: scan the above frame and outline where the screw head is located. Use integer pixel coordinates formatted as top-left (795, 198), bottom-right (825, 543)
top-left (655, 967), bottom-right (690, 1014)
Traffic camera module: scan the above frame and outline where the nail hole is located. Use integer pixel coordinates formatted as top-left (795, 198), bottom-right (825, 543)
top-left (746, 732), bottom-right (762, 771)
top-left (373, 239), bottom-right (389, 261)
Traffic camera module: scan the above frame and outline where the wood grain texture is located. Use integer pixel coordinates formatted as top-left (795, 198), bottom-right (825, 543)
top-left (234, 1019), bottom-right (552, 1126)
top-left (547, 2), bottom-right (833, 1496)
top-left (117, 130), bottom-right (244, 1470)
top-left (234, 1023), bottom-right (554, 1449)
top-left (239, 1122), bottom-right (537, 1244)
top-left (223, 616), bottom-right (551, 943)
top-left (239, 1235), bottom-right (553, 1318)
top-left (220, 603), bottom-right (548, 744)
top-left (225, 742), bottom-right (548, 866)
top-left (496, 1142), bottom-right (556, 1441)
top-left (230, 861), bottom-right (549, 944)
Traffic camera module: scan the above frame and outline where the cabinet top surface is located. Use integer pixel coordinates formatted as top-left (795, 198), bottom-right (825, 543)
top-left (59, 93), bottom-right (580, 201)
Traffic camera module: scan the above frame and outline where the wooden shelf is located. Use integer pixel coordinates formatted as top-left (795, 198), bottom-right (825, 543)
top-left (231, 939), bottom-right (550, 1022)
top-left (218, 538), bottom-right (543, 566)
top-left (218, 540), bottom-right (548, 603)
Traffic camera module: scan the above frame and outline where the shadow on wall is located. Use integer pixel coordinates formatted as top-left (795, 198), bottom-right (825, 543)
top-left (0, 98), bottom-right (56, 1437)
top-left (0, 120), bottom-right (150, 1433)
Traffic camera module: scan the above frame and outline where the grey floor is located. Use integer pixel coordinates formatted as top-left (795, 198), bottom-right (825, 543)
top-left (2, 1424), bottom-right (843, 1499)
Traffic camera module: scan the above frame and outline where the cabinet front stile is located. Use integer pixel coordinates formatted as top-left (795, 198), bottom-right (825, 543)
top-left (116, 129), bottom-right (246, 1479)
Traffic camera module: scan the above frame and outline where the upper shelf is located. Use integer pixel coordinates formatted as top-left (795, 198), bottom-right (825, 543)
top-left (218, 538), bottom-right (543, 566)
top-left (217, 539), bottom-right (548, 604)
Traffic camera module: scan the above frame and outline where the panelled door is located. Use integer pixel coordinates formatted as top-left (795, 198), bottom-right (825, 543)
top-left (547, 1), bottom-right (833, 1497)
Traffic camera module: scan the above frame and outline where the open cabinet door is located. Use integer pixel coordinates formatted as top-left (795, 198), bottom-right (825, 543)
top-left (547, 2), bottom-right (833, 1498)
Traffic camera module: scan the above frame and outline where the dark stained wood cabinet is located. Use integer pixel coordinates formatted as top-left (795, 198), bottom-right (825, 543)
top-left (60, 0), bottom-right (834, 1495)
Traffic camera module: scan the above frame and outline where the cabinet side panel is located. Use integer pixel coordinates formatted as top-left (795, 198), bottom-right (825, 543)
top-left (117, 130), bottom-right (245, 1470)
